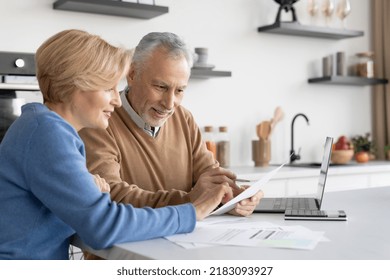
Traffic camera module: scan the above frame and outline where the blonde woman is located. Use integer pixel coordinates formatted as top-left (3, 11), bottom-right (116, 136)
top-left (0, 29), bottom-right (230, 260)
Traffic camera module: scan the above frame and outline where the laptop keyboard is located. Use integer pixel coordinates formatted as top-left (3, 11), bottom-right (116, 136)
top-left (273, 197), bottom-right (314, 210)
top-left (285, 209), bottom-right (327, 217)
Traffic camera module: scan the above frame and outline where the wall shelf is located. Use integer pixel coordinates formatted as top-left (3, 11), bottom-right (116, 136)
top-left (53, 0), bottom-right (169, 19)
top-left (190, 68), bottom-right (232, 79)
top-left (308, 76), bottom-right (388, 86)
top-left (258, 22), bottom-right (364, 39)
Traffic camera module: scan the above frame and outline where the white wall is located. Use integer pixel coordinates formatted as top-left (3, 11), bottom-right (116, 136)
top-left (0, 0), bottom-right (373, 166)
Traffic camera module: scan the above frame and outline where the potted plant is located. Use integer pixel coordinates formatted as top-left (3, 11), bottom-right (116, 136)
top-left (351, 133), bottom-right (375, 163)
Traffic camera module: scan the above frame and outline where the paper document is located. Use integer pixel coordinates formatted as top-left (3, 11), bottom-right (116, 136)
top-left (210, 163), bottom-right (286, 215)
top-left (166, 219), bottom-right (324, 250)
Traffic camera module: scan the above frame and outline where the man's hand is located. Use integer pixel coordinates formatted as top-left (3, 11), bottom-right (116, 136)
top-left (192, 182), bottom-right (231, 220)
top-left (228, 187), bottom-right (264, 217)
top-left (189, 166), bottom-right (238, 204)
top-left (189, 166), bottom-right (264, 218)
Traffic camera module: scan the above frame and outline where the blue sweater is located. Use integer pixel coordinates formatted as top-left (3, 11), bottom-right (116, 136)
top-left (0, 103), bottom-right (195, 259)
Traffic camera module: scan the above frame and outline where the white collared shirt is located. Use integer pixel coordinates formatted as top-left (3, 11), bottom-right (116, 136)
top-left (120, 88), bottom-right (160, 138)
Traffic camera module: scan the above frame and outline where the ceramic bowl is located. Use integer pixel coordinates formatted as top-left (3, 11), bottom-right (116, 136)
top-left (331, 149), bottom-right (354, 164)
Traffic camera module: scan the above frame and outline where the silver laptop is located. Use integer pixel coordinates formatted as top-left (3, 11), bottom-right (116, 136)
top-left (254, 136), bottom-right (333, 213)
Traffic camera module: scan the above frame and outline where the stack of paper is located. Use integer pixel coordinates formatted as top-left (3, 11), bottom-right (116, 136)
top-left (166, 162), bottom-right (325, 250)
top-left (166, 217), bottom-right (325, 250)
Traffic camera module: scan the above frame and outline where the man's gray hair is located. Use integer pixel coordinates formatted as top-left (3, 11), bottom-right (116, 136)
top-left (132, 32), bottom-right (193, 72)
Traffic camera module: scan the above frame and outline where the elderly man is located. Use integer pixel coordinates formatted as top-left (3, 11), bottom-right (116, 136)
top-left (79, 32), bottom-right (263, 216)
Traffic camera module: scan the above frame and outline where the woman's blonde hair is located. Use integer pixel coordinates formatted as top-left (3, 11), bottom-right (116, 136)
top-left (35, 29), bottom-right (131, 103)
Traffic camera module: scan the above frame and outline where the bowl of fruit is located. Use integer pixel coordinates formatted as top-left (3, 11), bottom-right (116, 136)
top-left (331, 136), bottom-right (354, 164)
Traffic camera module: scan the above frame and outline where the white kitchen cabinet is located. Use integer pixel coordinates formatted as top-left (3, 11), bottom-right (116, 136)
top-left (232, 161), bottom-right (390, 197)
top-left (326, 173), bottom-right (370, 192)
top-left (368, 172), bottom-right (390, 188)
top-left (285, 177), bottom-right (318, 196)
top-left (251, 179), bottom-right (287, 198)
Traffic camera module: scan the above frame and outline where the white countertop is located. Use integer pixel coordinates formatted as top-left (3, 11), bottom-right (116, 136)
top-left (74, 186), bottom-right (390, 260)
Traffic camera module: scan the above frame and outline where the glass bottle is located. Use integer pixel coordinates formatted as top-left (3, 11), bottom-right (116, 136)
top-left (216, 126), bottom-right (230, 167)
top-left (203, 126), bottom-right (217, 160)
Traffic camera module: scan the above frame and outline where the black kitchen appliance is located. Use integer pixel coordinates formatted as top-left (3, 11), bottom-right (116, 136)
top-left (0, 51), bottom-right (38, 142)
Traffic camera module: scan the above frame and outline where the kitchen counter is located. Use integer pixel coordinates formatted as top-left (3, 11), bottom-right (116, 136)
top-left (230, 160), bottom-right (390, 196)
top-left (73, 186), bottom-right (390, 260)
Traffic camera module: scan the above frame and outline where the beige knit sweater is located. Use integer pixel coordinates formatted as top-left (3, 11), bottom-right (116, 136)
top-left (79, 105), bottom-right (215, 208)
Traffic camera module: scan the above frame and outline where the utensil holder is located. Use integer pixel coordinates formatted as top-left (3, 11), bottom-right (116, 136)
top-left (252, 139), bottom-right (271, 167)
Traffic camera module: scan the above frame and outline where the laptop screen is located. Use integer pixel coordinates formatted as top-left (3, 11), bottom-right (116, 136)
top-left (316, 137), bottom-right (334, 209)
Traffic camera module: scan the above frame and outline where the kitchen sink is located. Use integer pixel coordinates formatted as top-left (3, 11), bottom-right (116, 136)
top-left (285, 162), bottom-right (322, 168)
top-left (283, 162), bottom-right (354, 168)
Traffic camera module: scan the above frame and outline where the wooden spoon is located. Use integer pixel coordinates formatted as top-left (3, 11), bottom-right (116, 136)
top-left (269, 107), bottom-right (284, 135)
top-left (256, 123), bottom-right (263, 139)
top-left (257, 121), bottom-right (271, 140)
top-left (263, 121), bottom-right (271, 140)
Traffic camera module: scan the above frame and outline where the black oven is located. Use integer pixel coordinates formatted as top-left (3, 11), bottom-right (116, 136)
top-left (0, 51), bottom-right (39, 142)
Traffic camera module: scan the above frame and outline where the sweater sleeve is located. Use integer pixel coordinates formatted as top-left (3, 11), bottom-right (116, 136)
top-left (26, 120), bottom-right (195, 250)
top-left (79, 126), bottom-right (191, 208)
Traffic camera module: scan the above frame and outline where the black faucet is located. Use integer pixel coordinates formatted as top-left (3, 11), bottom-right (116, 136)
top-left (290, 113), bottom-right (310, 163)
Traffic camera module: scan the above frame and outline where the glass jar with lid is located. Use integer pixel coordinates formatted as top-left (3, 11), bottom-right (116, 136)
top-left (203, 126), bottom-right (217, 160)
top-left (216, 126), bottom-right (230, 167)
top-left (356, 52), bottom-right (374, 78)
